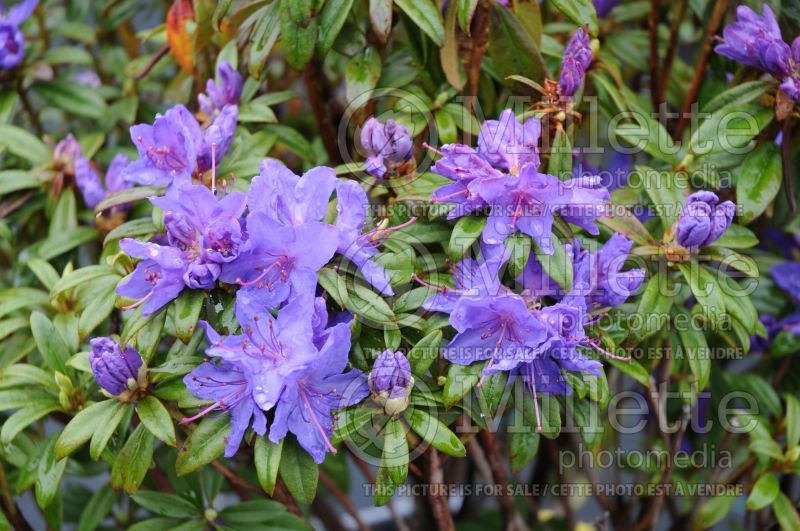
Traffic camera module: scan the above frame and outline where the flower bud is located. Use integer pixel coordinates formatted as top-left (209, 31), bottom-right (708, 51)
top-left (360, 117), bottom-right (413, 178)
top-left (559, 27), bottom-right (593, 98)
top-left (53, 134), bottom-right (83, 177)
top-left (368, 350), bottom-right (414, 416)
top-left (675, 191), bottom-right (735, 250)
top-left (89, 337), bottom-right (147, 400)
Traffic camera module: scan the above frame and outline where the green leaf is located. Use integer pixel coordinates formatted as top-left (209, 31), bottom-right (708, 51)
top-left (30, 311), bottom-right (70, 373)
top-left (688, 103), bottom-right (773, 156)
top-left (448, 216), bottom-right (486, 261)
top-left (547, 127), bottom-right (573, 180)
top-left (677, 264), bottom-right (726, 327)
top-left (27, 257), bottom-right (60, 290)
top-left (247, 1), bottom-right (281, 78)
top-left (318, 268), bottom-right (396, 325)
top-left (634, 274), bottom-right (673, 341)
top-left (408, 329), bottom-right (443, 376)
top-left (550, 0), bottom-right (598, 36)
top-left (174, 290), bottom-right (205, 343)
top-left (383, 418), bottom-right (408, 485)
top-left (32, 80), bottom-right (109, 119)
top-left (674, 309), bottom-right (710, 390)
top-left (104, 218), bottom-right (158, 246)
top-left (509, 430), bottom-right (540, 473)
top-left (94, 186), bottom-right (161, 214)
top-left (691, 494), bottom-right (736, 530)
top-left (176, 416), bottom-right (230, 476)
top-left (443, 364), bottom-right (480, 407)
top-left (255, 437), bottom-right (284, 496)
top-left (50, 265), bottom-right (117, 298)
top-left (0, 124), bottom-right (50, 164)
top-left (505, 233), bottom-right (532, 278)
top-left (279, 437), bottom-right (319, 504)
top-left (702, 80), bottom-right (772, 113)
top-left (137, 396), bottom-right (177, 447)
top-left (405, 407), bottom-right (466, 457)
top-left (345, 47), bottom-right (382, 108)
top-left (218, 500), bottom-right (290, 525)
top-left (280, 0), bottom-right (318, 70)
top-left (89, 400), bottom-right (127, 460)
top-left (787, 395), bottom-right (800, 449)
top-left (332, 407), bottom-right (374, 445)
top-left (395, 0), bottom-right (445, 46)
top-left (36, 227), bottom-right (100, 260)
top-left (55, 400), bottom-right (117, 459)
top-left (774, 492), bottom-right (800, 531)
top-left (131, 491), bottom-right (199, 519)
top-left (457, 0), bottom-right (479, 33)
top-left (746, 474), bottom-right (779, 511)
top-left (1, 398), bottom-right (59, 444)
top-left (0, 170), bottom-right (47, 195)
top-left (489, 4), bottom-right (547, 85)
top-left (111, 424), bottom-right (155, 494)
top-left (533, 236), bottom-right (572, 292)
top-left (77, 485), bottom-right (116, 531)
top-left (710, 224), bottom-right (758, 249)
top-left (736, 142), bottom-right (782, 224)
top-left (36, 438), bottom-right (68, 509)
top-left (318, 0), bottom-right (355, 55)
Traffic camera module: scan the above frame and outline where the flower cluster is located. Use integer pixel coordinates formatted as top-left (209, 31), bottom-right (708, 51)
top-left (715, 5), bottom-right (800, 103)
top-left (431, 109), bottom-right (609, 254)
top-left (0, 0), bottom-right (36, 69)
top-left (424, 235), bottom-right (644, 429)
top-left (559, 27), bottom-right (593, 98)
top-left (360, 117), bottom-right (413, 178)
top-left (674, 191), bottom-right (735, 251)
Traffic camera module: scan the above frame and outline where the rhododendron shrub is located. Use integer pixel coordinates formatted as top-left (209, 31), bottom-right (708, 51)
top-left (0, 1), bottom-right (799, 530)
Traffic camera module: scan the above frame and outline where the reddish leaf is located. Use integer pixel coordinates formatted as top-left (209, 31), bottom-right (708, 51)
top-left (167, 0), bottom-right (195, 74)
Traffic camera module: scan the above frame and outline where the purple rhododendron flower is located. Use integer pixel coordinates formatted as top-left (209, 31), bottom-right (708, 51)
top-left (477, 109), bottom-right (542, 175)
top-left (123, 102), bottom-right (237, 187)
top-left (76, 154), bottom-right (131, 210)
top-left (89, 337), bottom-right (144, 397)
top-left (431, 144), bottom-right (504, 219)
top-left (116, 239), bottom-right (189, 315)
top-left (772, 262), bottom-right (800, 301)
top-left (53, 134), bottom-right (82, 176)
top-left (0, 0), bottom-right (37, 69)
top-left (360, 117), bottom-right (413, 178)
top-left (559, 27), bottom-right (593, 98)
top-left (369, 350), bottom-right (414, 415)
top-left (594, 0), bottom-right (618, 18)
top-left (198, 60), bottom-right (243, 116)
top-left (184, 360), bottom-right (266, 458)
top-left (588, 234), bottom-right (645, 307)
top-left (675, 191), bottom-right (735, 250)
top-left (715, 5), bottom-right (790, 78)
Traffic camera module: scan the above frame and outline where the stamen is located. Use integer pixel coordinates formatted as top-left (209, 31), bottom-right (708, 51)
top-left (121, 291), bottom-right (154, 311)
top-left (211, 142), bottom-right (217, 194)
top-left (300, 389), bottom-right (337, 454)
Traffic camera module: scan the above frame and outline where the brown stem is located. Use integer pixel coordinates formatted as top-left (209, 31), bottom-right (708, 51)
top-left (467, 1), bottom-right (490, 113)
top-left (781, 119), bottom-right (796, 214)
top-left (656, 0), bottom-right (687, 105)
top-left (135, 45), bottom-right (170, 81)
top-left (427, 449), bottom-right (455, 531)
top-left (16, 78), bottom-right (42, 136)
top-left (304, 58), bottom-right (342, 164)
top-left (149, 467), bottom-right (175, 493)
top-left (0, 461), bottom-right (33, 531)
top-left (349, 451), bottom-right (411, 531)
top-left (478, 431), bottom-right (523, 531)
top-left (674, 0), bottom-right (728, 140)
top-left (648, 0), bottom-right (661, 110)
top-left (319, 470), bottom-right (371, 531)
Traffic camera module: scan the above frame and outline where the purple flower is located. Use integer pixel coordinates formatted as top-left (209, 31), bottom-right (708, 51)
top-left (0, 0), bottom-right (37, 69)
top-left (53, 134), bottom-right (82, 177)
top-left (76, 154), bottom-right (131, 210)
top-left (116, 239), bottom-right (189, 315)
top-left (431, 144), bottom-right (504, 219)
top-left (588, 234), bottom-right (645, 307)
top-left (559, 27), bottom-right (593, 98)
top-left (772, 262), bottom-right (800, 301)
top-left (555, 175), bottom-right (610, 235)
top-left (480, 165), bottom-right (570, 254)
top-left (360, 117), bottom-right (413, 178)
top-left (444, 293), bottom-right (549, 374)
top-left (267, 315), bottom-right (369, 463)
top-left (89, 337), bottom-right (145, 398)
top-left (675, 191), bottom-right (735, 250)
top-left (715, 5), bottom-right (791, 78)
top-left (198, 61), bottom-right (243, 116)
top-left (183, 360), bottom-right (266, 457)
top-left (220, 212), bottom-right (338, 308)
top-left (477, 109), bottom-right (542, 175)
top-left (422, 241), bottom-right (509, 314)
top-left (335, 180), bottom-right (408, 296)
top-left (368, 350), bottom-right (414, 415)
top-left (124, 105), bottom-right (202, 186)
top-left (197, 104), bottom-right (238, 174)
top-left (594, 0), bottom-right (619, 18)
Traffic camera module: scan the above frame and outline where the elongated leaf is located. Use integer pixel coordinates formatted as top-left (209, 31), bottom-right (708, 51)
top-left (111, 424), bottom-right (155, 494)
top-left (279, 438), bottom-right (318, 504)
top-left (136, 396), bottom-right (176, 447)
top-left (449, 216), bottom-right (486, 261)
top-left (550, 0), bottom-right (598, 36)
top-left (55, 400), bottom-right (117, 459)
top-left (36, 439), bottom-right (68, 509)
top-left (736, 142), bottom-right (782, 224)
top-left (89, 400), bottom-right (128, 460)
top-left (489, 4), bottom-right (547, 85)
top-left (746, 474), bottom-right (779, 511)
top-left (405, 407), bottom-right (466, 457)
top-left (30, 312), bottom-right (70, 373)
top-left (318, 0), bottom-right (355, 54)
top-left (0, 124), bottom-right (50, 164)
top-left (255, 437), bottom-right (284, 496)
top-left (395, 0), bottom-right (445, 46)
top-left (175, 416), bottom-right (230, 476)
top-left (345, 47), bottom-right (382, 107)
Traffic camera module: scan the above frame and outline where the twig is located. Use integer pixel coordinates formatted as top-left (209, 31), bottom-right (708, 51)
top-left (134, 45), bottom-right (170, 81)
top-left (674, 0), bottom-right (728, 140)
top-left (478, 431), bottom-right (526, 531)
top-left (304, 58), bottom-right (342, 164)
top-left (319, 469), bottom-right (371, 531)
top-left (467, 1), bottom-right (490, 111)
top-left (311, 495), bottom-right (349, 531)
top-left (0, 191), bottom-right (34, 219)
top-left (648, 0), bottom-right (661, 110)
top-left (427, 449), bottom-right (455, 531)
top-left (656, 0), bottom-right (687, 105)
top-left (349, 451), bottom-right (411, 531)
top-left (16, 78), bottom-right (42, 136)
top-left (0, 461), bottom-right (33, 531)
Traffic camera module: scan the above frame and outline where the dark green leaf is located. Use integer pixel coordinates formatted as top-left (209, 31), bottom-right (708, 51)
top-left (176, 416), bottom-right (230, 476)
top-left (137, 396), bottom-right (177, 447)
top-left (279, 437), bottom-right (319, 504)
top-left (736, 142), bottom-right (782, 224)
top-left (405, 407), bottom-right (466, 457)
